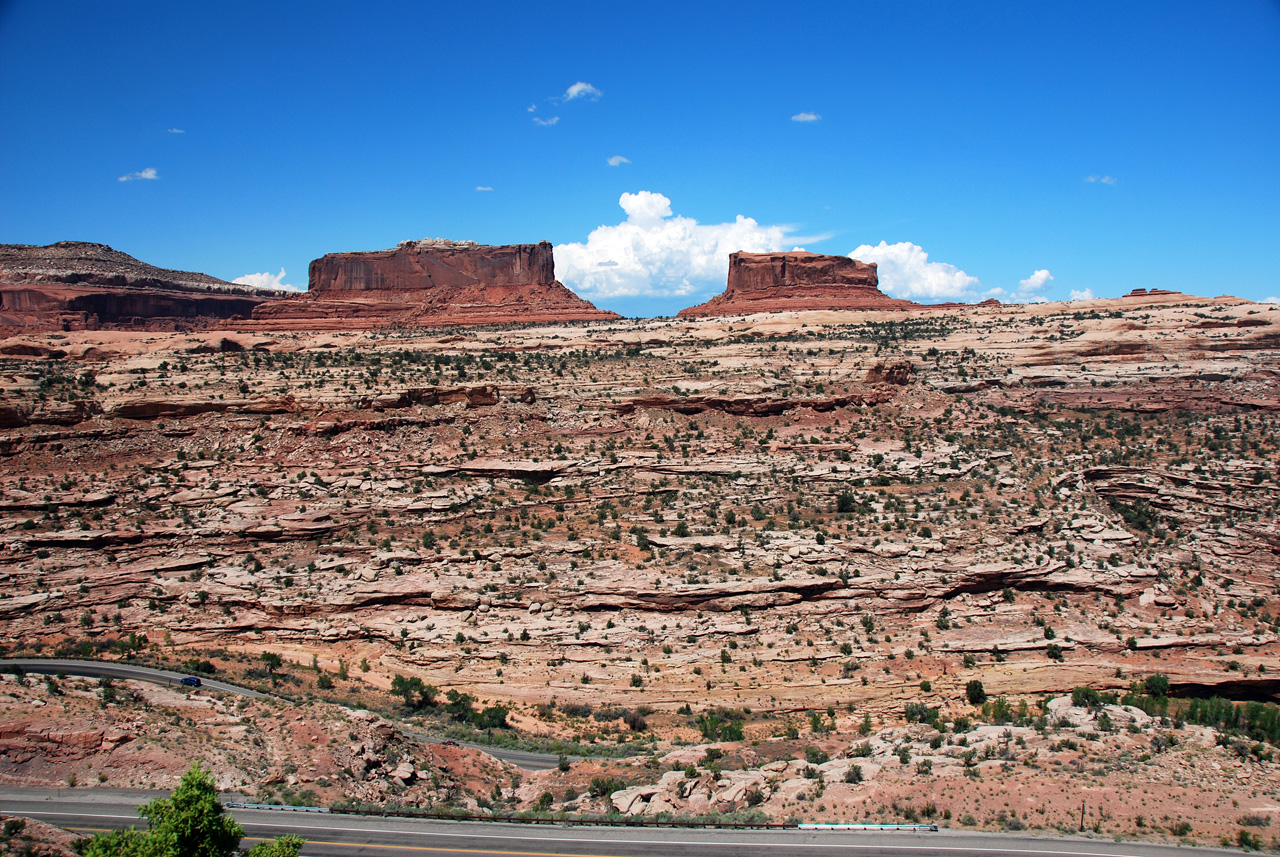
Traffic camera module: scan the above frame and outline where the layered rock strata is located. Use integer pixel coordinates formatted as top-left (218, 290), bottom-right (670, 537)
top-left (678, 251), bottom-right (918, 317)
top-left (251, 239), bottom-right (619, 329)
top-left (0, 242), bottom-right (273, 329)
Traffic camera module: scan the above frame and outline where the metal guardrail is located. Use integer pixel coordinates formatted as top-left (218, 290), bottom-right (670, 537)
top-left (335, 807), bottom-right (791, 829)
top-left (225, 802), bottom-right (330, 813)
top-left (231, 803), bottom-right (937, 831)
top-left (799, 823), bottom-right (939, 831)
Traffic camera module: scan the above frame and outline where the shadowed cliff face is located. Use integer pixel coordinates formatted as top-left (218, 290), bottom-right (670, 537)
top-left (310, 241), bottom-right (557, 292)
top-left (729, 251), bottom-right (879, 290)
top-left (0, 241), bottom-right (278, 329)
top-left (679, 251), bottom-right (918, 317)
top-left (254, 239), bottom-right (618, 329)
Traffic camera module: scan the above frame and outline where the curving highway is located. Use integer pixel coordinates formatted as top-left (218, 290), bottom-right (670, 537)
top-left (0, 658), bottom-right (561, 769)
top-left (0, 787), bottom-right (1240, 857)
top-left (0, 658), bottom-right (270, 699)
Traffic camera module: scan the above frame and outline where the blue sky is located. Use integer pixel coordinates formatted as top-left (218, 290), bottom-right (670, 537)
top-left (2, 1), bottom-right (1278, 316)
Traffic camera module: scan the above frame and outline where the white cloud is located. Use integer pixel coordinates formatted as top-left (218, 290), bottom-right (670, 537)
top-left (1006, 269), bottom-right (1053, 303)
top-left (555, 191), bottom-right (795, 299)
top-left (564, 81), bottom-right (602, 101)
top-left (607, 155), bottom-right (631, 167)
top-left (1263, 296), bottom-right (1279, 304)
top-left (1019, 269), bottom-right (1054, 293)
top-left (475, 186), bottom-right (493, 192)
top-left (118, 167), bottom-right (158, 182)
top-left (1086, 175), bottom-right (1117, 185)
top-left (1069, 288), bottom-right (1095, 301)
top-left (527, 104), bottom-right (538, 112)
top-left (849, 241), bottom-right (980, 301)
top-left (167, 128), bottom-right (184, 134)
top-left (791, 112), bottom-right (821, 122)
top-left (233, 268), bottom-right (300, 292)
top-left (533, 116), bottom-right (560, 126)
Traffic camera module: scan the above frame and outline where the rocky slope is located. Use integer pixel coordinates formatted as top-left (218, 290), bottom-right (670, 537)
top-left (251, 239), bottom-right (619, 329)
top-left (0, 242), bottom-right (275, 330)
top-left (678, 251), bottom-right (918, 317)
top-left (0, 292), bottom-right (1277, 837)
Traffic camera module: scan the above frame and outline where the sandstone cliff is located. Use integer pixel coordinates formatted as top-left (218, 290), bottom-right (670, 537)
top-left (251, 239), bottom-right (619, 329)
top-left (678, 251), bottom-right (918, 318)
top-left (0, 242), bottom-right (274, 330)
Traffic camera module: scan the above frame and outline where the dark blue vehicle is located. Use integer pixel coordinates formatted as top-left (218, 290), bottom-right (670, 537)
top-left (179, 676), bottom-right (202, 687)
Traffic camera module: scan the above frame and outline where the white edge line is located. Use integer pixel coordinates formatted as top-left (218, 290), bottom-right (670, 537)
top-left (15, 813), bottom-right (1218, 857)
top-left (14, 810), bottom-right (1220, 857)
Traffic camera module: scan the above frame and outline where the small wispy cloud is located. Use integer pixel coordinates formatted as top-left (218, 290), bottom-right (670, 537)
top-left (791, 112), bottom-right (821, 122)
top-left (475, 186), bottom-right (493, 192)
top-left (1070, 288), bottom-right (1095, 301)
top-left (564, 81), bottom-right (602, 101)
top-left (527, 104), bottom-right (538, 112)
top-left (533, 116), bottom-right (560, 126)
top-left (167, 128), bottom-right (184, 134)
top-left (607, 155), bottom-right (631, 167)
top-left (1086, 175), bottom-right (1117, 185)
top-left (118, 167), bottom-right (158, 182)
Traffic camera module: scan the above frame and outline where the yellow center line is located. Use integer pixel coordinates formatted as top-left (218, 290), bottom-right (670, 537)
top-left (67, 829), bottom-right (644, 857)
top-left (245, 836), bottom-right (639, 857)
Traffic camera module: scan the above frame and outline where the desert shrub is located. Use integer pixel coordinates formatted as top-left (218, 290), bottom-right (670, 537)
top-left (589, 777), bottom-right (626, 798)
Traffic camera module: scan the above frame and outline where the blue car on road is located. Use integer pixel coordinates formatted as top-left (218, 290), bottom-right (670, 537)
top-left (180, 676), bottom-right (202, 687)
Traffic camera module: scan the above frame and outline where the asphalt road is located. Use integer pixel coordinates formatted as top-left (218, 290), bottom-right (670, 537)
top-left (0, 658), bottom-right (562, 769)
top-left (0, 658), bottom-right (270, 699)
top-left (0, 788), bottom-right (1242, 857)
top-left (407, 728), bottom-right (563, 771)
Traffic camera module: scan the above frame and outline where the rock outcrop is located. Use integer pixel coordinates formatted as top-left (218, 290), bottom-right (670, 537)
top-left (250, 239), bottom-right (619, 329)
top-left (0, 242), bottom-right (276, 330)
top-left (678, 251), bottom-right (918, 317)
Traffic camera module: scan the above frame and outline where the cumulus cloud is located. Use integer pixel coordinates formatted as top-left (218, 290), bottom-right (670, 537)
top-left (118, 167), bottom-right (158, 182)
top-left (1018, 268), bottom-right (1054, 296)
top-left (533, 116), bottom-right (560, 126)
top-left (564, 81), bottom-right (602, 101)
top-left (233, 268), bottom-right (300, 292)
top-left (1004, 269), bottom-right (1055, 303)
top-left (1086, 175), bottom-right (1117, 185)
top-left (1069, 288), bottom-right (1095, 301)
top-left (555, 191), bottom-right (795, 299)
top-left (791, 112), bottom-right (821, 122)
top-left (1263, 296), bottom-right (1279, 304)
top-left (475, 186), bottom-right (493, 192)
top-left (607, 155), bottom-right (631, 167)
top-left (849, 241), bottom-right (980, 302)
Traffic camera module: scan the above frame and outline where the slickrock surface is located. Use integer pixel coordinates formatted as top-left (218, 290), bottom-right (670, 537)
top-left (0, 291), bottom-right (1278, 838)
top-left (0, 242), bottom-right (274, 330)
top-left (678, 251), bottom-right (917, 317)
top-left (252, 240), bottom-right (619, 329)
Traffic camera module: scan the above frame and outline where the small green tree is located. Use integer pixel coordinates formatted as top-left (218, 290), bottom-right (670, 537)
top-left (1144, 673), bottom-right (1171, 698)
top-left (389, 674), bottom-right (437, 710)
top-left (73, 763), bottom-right (303, 857)
top-left (966, 680), bottom-right (987, 706)
top-left (137, 763), bottom-right (242, 857)
top-left (245, 836), bottom-right (305, 857)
